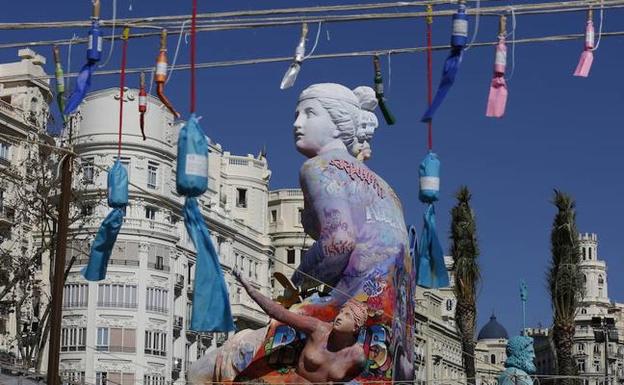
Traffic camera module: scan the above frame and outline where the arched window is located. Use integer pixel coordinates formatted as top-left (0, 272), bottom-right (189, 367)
top-left (578, 343), bottom-right (585, 351)
top-left (581, 308), bottom-right (587, 314)
top-left (589, 247), bottom-right (593, 259)
top-left (491, 354), bottom-right (496, 364)
top-left (446, 299), bottom-right (453, 311)
top-left (598, 275), bottom-right (604, 285)
top-left (582, 247), bottom-right (586, 260)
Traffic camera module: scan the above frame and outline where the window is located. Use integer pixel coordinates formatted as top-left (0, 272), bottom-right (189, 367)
top-left (287, 249), bottom-right (295, 264)
top-left (594, 361), bottom-right (601, 372)
top-left (300, 248), bottom-right (307, 260)
top-left (578, 343), bottom-right (586, 352)
top-left (589, 247), bottom-right (593, 259)
top-left (581, 308), bottom-right (588, 314)
top-left (298, 208), bottom-right (303, 224)
top-left (146, 287), bottom-right (168, 313)
top-left (270, 210), bottom-right (277, 223)
top-left (109, 327), bottom-right (136, 353)
top-left (582, 247), bottom-right (586, 260)
top-left (82, 158), bottom-right (94, 183)
top-left (81, 204), bottom-right (94, 216)
top-left (97, 284), bottom-right (137, 308)
top-left (446, 299), bottom-right (453, 311)
top-left (95, 372), bottom-right (107, 385)
top-left (96, 327), bottom-right (110, 351)
top-left (236, 188), bottom-right (247, 208)
top-left (61, 327), bottom-right (86, 352)
top-left (155, 256), bottom-right (164, 270)
top-left (598, 275), bottom-right (604, 285)
top-left (145, 206), bottom-right (156, 220)
top-left (490, 354), bottom-right (496, 364)
top-left (147, 161), bottom-right (158, 189)
top-left (63, 284), bottom-right (89, 308)
top-left (144, 330), bottom-right (167, 356)
top-left (0, 141), bottom-right (10, 161)
top-left (254, 262), bottom-right (258, 278)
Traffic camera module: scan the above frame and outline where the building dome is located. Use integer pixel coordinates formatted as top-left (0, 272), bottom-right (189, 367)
top-left (478, 314), bottom-right (509, 340)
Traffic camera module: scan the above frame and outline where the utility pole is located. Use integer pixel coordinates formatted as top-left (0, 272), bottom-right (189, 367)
top-left (46, 152), bottom-right (73, 385)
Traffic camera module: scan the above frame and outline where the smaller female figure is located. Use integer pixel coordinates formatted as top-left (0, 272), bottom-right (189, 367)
top-left (234, 270), bottom-right (368, 384)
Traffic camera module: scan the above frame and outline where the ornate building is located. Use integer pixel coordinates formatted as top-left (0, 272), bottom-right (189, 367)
top-left (0, 49), bottom-right (54, 371)
top-left (476, 314), bottom-right (509, 385)
top-left (529, 233), bottom-right (624, 385)
top-left (59, 87), bottom-right (273, 385)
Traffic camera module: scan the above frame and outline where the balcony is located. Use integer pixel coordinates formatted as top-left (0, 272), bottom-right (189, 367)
top-left (148, 262), bottom-right (170, 272)
top-left (108, 346), bottom-right (136, 353)
top-left (199, 333), bottom-right (213, 348)
top-left (0, 205), bottom-right (15, 228)
top-left (172, 358), bottom-right (182, 380)
top-left (174, 274), bottom-right (184, 296)
top-left (146, 305), bottom-right (168, 314)
top-left (97, 302), bottom-right (138, 309)
top-left (187, 280), bottom-right (195, 298)
top-left (173, 316), bottom-right (183, 338)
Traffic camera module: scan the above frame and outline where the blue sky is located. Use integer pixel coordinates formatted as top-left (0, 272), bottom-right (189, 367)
top-left (3, 0), bottom-right (623, 337)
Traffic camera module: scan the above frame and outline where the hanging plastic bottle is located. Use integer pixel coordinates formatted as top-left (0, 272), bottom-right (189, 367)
top-left (373, 55), bottom-right (396, 125)
top-left (155, 29), bottom-right (180, 118)
top-left (486, 15), bottom-right (509, 118)
top-left (52, 45), bottom-right (67, 131)
top-left (64, 0), bottom-right (103, 114)
top-left (280, 23), bottom-right (308, 90)
top-left (416, 152), bottom-right (449, 288)
top-left (422, 0), bottom-right (468, 122)
top-left (574, 8), bottom-right (595, 77)
top-left (138, 72), bottom-right (147, 140)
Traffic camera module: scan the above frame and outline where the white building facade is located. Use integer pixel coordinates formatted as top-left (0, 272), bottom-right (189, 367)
top-left (59, 87), bottom-right (273, 385)
top-left (0, 49), bottom-right (54, 372)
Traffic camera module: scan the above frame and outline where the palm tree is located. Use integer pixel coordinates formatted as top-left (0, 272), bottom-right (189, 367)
top-left (548, 190), bottom-right (583, 385)
top-left (450, 186), bottom-right (480, 385)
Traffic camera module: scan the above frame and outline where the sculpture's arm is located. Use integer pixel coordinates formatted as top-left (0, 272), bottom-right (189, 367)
top-left (233, 270), bottom-right (319, 334)
top-left (293, 158), bottom-right (356, 286)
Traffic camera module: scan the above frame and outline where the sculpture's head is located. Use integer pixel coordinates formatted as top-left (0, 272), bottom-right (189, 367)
top-left (505, 335), bottom-right (536, 374)
top-left (333, 299), bottom-right (368, 336)
top-left (352, 87), bottom-right (378, 161)
top-left (294, 83), bottom-right (378, 159)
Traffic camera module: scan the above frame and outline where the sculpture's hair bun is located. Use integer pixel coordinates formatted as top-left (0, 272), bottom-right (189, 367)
top-left (352, 86), bottom-right (378, 112)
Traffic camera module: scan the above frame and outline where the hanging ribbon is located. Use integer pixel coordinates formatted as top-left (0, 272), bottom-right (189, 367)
top-left (155, 29), bottom-right (180, 118)
top-left (408, 224), bottom-right (419, 277)
top-left (573, 8), bottom-right (595, 77)
top-left (52, 45), bottom-right (66, 130)
top-left (373, 55), bottom-right (396, 125)
top-left (82, 27), bottom-right (130, 281)
top-left (138, 72), bottom-right (147, 140)
top-left (280, 23), bottom-right (308, 90)
top-left (417, 153), bottom-right (449, 288)
top-left (65, 0), bottom-right (102, 115)
top-left (421, 0), bottom-right (468, 122)
top-left (180, 0), bottom-right (234, 332)
top-left (486, 15), bottom-right (508, 118)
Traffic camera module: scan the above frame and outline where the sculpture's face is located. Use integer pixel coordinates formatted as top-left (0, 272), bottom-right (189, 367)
top-left (333, 305), bottom-right (358, 334)
top-left (293, 99), bottom-right (337, 158)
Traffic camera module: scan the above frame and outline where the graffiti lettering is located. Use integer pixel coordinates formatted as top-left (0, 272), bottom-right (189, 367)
top-left (329, 159), bottom-right (385, 198)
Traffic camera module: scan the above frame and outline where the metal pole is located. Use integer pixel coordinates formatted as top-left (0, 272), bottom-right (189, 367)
top-left (46, 153), bottom-right (73, 385)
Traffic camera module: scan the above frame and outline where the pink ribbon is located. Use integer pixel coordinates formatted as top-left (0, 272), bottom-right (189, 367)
top-left (574, 20), bottom-right (595, 77)
top-left (486, 37), bottom-right (508, 118)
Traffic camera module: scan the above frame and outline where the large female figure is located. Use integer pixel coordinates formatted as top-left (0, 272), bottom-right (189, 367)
top-left (190, 83), bottom-right (413, 385)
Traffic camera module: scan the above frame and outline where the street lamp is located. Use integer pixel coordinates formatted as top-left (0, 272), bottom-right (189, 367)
top-left (591, 316), bottom-right (618, 385)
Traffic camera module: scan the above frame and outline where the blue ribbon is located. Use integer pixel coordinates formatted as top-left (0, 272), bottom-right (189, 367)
top-left (185, 198), bottom-right (234, 332)
top-left (177, 114), bottom-right (234, 332)
top-left (421, 4), bottom-right (468, 122)
top-left (417, 204), bottom-right (449, 288)
top-left (82, 161), bottom-right (127, 281)
top-left (65, 20), bottom-right (101, 115)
